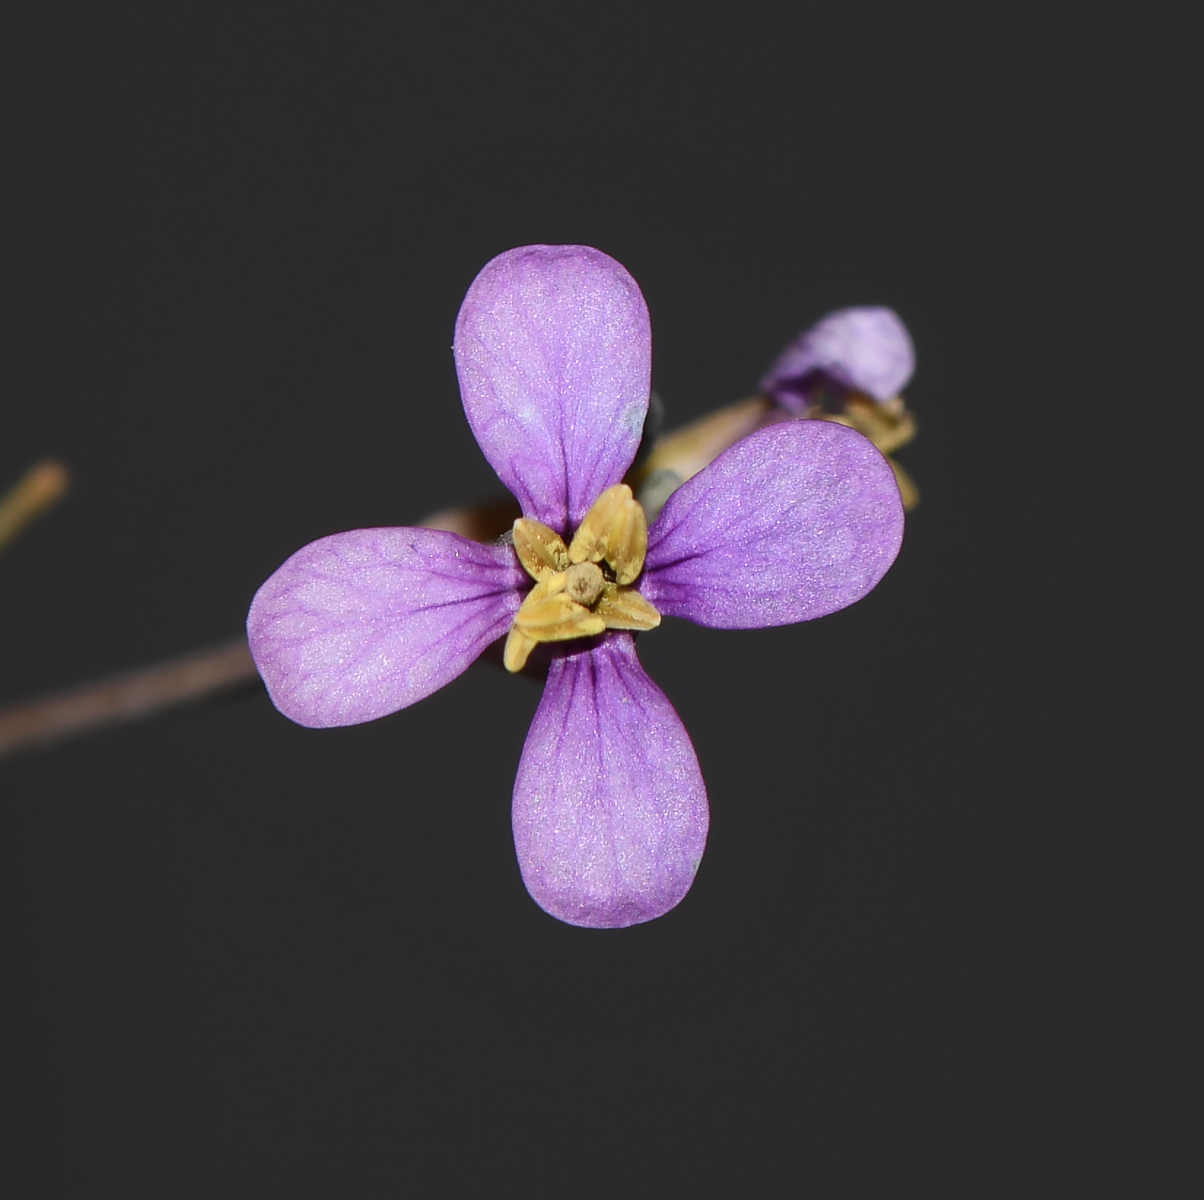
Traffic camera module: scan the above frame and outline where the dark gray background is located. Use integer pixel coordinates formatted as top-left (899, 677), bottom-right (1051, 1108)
top-left (1, 3), bottom-right (1191, 1194)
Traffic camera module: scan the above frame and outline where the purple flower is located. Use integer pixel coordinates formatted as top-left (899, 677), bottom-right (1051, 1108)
top-left (761, 306), bottom-right (915, 413)
top-left (247, 246), bottom-right (904, 929)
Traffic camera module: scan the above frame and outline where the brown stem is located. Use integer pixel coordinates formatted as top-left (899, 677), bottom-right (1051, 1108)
top-left (0, 638), bottom-right (260, 760)
top-left (630, 396), bottom-right (778, 487)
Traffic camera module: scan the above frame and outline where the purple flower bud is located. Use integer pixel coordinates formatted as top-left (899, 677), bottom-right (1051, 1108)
top-left (761, 307), bottom-right (915, 412)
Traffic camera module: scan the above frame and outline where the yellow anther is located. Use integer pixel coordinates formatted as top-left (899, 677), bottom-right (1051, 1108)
top-left (504, 488), bottom-right (660, 673)
top-left (505, 572), bottom-right (608, 672)
top-left (568, 484), bottom-right (648, 585)
top-left (511, 575), bottom-right (607, 640)
top-left (502, 627), bottom-right (539, 673)
top-left (594, 586), bottom-right (660, 632)
top-left (513, 518), bottom-right (570, 580)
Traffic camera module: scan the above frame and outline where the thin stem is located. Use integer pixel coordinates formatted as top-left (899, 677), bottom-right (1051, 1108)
top-left (0, 639), bottom-right (260, 760)
top-left (630, 395), bottom-right (777, 487)
top-left (0, 460), bottom-right (71, 553)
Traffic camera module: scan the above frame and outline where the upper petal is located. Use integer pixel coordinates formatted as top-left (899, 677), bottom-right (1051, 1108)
top-left (512, 634), bottom-right (708, 929)
top-left (641, 421), bottom-right (904, 628)
top-left (247, 527), bottom-right (526, 727)
top-left (761, 306), bottom-right (915, 410)
top-left (454, 245), bottom-right (651, 531)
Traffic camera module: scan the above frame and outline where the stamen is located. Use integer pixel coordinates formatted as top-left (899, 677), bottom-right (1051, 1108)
top-left (504, 489), bottom-right (660, 672)
top-left (594, 586), bottom-right (660, 632)
top-left (502, 627), bottom-right (539, 673)
top-left (506, 572), bottom-right (608, 672)
top-left (513, 518), bottom-right (570, 580)
top-left (568, 484), bottom-right (648, 584)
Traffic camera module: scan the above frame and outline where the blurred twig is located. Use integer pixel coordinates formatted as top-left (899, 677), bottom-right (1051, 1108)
top-left (0, 638), bottom-right (259, 760)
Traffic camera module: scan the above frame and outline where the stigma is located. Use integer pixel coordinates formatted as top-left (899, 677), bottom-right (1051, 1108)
top-left (503, 484), bottom-right (661, 673)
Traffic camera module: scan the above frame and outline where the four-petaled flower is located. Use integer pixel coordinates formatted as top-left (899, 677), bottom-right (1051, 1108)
top-left (247, 245), bottom-right (905, 928)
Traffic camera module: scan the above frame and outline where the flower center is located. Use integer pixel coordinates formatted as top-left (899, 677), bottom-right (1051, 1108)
top-left (565, 561), bottom-right (605, 607)
top-left (503, 483), bottom-right (662, 673)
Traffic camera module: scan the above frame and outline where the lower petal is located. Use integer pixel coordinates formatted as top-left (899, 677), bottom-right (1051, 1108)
top-left (512, 634), bottom-right (708, 929)
top-left (247, 527), bottom-right (526, 727)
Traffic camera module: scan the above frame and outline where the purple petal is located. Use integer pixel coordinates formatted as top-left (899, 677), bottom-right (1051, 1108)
top-left (641, 421), bottom-right (904, 628)
top-left (761, 306), bottom-right (915, 410)
top-left (512, 634), bottom-right (708, 929)
top-left (248, 527), bottom-right (526, 728)
top-left (454, 245), bottom-right (651, 532)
